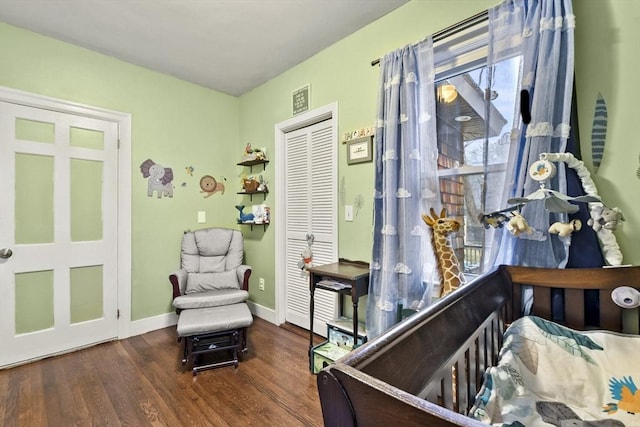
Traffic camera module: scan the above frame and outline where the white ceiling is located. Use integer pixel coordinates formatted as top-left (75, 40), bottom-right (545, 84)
top-left (0, 0), bottom-right (409, 96)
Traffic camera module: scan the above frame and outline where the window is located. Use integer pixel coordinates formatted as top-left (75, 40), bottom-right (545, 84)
top-left (433, 18), bottom-right (521, 278)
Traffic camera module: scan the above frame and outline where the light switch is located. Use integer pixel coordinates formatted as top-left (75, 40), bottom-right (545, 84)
top-left (345, 205), bottom-right (354, 222)
top-left (197, 211), bottom-right (206, 223)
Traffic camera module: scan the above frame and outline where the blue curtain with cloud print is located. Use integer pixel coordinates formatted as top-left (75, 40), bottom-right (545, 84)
top-left (489, 0), bottom-right (575, 269)
top-left (367, 39), bottom-right (441, 339)
top-left (367, 0), bottom-right (576, 338)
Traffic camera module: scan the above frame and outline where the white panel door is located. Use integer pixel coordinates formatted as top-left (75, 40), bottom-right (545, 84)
top-left (0, 101), bottom-right (119, 367)
top-left (284, 119), bottom-right (338, 335)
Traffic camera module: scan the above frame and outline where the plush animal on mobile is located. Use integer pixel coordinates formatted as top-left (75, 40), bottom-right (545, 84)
top-left (478, 211), bottom-right (511, 229)
top-left (478, 205), bottom-right (523, 229)
top-left (140, 158), bottom-right (174, 198)
top-left (506, 211), bottom-right (533, 236)
top-left (422, 208), bottom-right (464, 298)
top-left (548, 218), bottom-right (582, 237)
top-left (588, 206), bottom-right (624, 231)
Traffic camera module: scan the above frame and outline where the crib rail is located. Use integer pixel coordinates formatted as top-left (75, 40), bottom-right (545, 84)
top-left (506, 265), bottom-right (638, 333)
top-left (317, 266), bottom-right (640, 427)
top-left (419, 310), bottom-right (506, 415)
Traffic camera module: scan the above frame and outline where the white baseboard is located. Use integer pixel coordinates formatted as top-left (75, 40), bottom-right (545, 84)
top-left (129, 312), bottom-right (178, 337)
top-left (127, 302), bottom-right (278, 337)
top-left (246, 301), bottom-right (277, 325)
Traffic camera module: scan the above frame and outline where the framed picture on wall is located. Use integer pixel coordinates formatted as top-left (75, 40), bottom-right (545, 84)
top-left (292, 84), bottom-right (310, 116)
top-left (346, 135), bottom-right (373, 164)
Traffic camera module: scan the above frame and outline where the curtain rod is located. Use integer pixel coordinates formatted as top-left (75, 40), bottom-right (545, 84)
top-left (370, 10), bottom-right (489, 67)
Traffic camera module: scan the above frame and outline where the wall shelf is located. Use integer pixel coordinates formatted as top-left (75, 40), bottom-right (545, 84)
top-left (236, 190), bottom-right (268, 201)
top-left (237, 159), bottom-right (269, 172)
top-left (238, 222), bottom-right (269, 231)
top-left (237, 158), bottom-right (269, 227)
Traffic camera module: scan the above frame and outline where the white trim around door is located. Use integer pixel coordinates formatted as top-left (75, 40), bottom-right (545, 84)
top-left (0, 86), bottom-right (132, 343)
top-left (274, 102), bottom-right (338, 328)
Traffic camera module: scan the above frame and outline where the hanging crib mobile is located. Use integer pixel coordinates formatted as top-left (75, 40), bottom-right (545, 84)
top-left (478, 153), bottom-right (624, 266)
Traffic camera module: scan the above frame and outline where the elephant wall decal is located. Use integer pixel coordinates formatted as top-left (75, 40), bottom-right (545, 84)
top-left (140, 158), bottom-right (174, 198)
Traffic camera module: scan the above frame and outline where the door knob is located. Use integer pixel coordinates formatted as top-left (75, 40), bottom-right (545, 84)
top-left (0, 248), bottom-right (13, 259)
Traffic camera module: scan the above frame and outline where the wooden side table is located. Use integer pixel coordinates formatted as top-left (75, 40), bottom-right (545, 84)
top-left (307, 260), bottom-right (369, 370)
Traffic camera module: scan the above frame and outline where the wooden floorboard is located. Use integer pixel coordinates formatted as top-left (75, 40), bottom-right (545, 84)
top-left (0, 318), bottom-right (327, 426)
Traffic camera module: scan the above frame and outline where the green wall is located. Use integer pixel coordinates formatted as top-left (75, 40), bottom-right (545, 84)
top-left (1, 0), bottom-right (638, 323)
top-left (0, 22), bottom-right (241, 321)
top-left (240, 0), bottom-right (640, 311)
top-left (239, 0), bottom-right (498, 310)
top-left (573, 0), bottom-right (640, 264)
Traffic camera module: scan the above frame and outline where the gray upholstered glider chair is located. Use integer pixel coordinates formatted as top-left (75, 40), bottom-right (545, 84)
top-left (169, 228), bottom-right (251, 312)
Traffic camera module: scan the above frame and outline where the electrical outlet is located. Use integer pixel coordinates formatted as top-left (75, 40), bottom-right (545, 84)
top-left (258, 278), bottom-right (265, 291)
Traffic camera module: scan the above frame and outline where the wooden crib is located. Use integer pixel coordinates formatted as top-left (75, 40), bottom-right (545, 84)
top-left (316, 265), bottom-right (640, 426)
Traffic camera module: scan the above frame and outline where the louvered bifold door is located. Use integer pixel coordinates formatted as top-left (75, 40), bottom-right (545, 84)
top-left (284, 119), bottom-right (338, 336)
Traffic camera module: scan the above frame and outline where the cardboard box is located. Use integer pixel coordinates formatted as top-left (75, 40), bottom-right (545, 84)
top-left (311, 341), bottom-right (351, 374)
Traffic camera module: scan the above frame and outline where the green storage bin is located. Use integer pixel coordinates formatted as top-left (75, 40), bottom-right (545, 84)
top-left (326, 318), bottom-right (367, 350)
top-left (311, 341), bottom-right (351, 374)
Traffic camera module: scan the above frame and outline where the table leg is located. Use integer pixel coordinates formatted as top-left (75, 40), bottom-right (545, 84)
top-left (309, 277), bottom-right (316, 370)
top-left (352, 296), bottom-right (358, 348)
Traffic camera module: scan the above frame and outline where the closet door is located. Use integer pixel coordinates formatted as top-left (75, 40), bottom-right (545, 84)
top-left (284, 119), bottom-right (337, 335)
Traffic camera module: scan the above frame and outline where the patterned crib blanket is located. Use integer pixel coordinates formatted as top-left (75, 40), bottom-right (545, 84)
top-left (469, 316), bottom-right (640, 426)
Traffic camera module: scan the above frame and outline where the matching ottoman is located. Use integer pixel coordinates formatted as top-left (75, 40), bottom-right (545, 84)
top-left (177, 303), bottom-right (253, 375)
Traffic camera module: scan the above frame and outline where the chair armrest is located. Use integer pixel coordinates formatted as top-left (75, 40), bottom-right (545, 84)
top-left (168, 269), bottom-right (188, 299)
top-left (237, 265), bottom-right (252, 291)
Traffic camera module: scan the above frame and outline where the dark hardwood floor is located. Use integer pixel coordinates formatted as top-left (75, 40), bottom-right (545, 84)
top-left (0, 318), bottom-right (327, 426)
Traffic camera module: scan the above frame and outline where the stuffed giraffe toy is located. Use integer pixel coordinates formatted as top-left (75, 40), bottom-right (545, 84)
top-left (422, 207), bottom-right (465, 298)
top-left (422, 207), bottom-right (465, 399)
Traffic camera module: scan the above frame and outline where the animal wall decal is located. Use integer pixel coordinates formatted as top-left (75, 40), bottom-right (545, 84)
top-left (591, 93), bottom-right (608, 173)
top-left (354, 194), bottom-right (364, 216)
top-left (199, 175), bottom-right (226, 197)
top-left (139, 158), bottom-right (174, 198)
